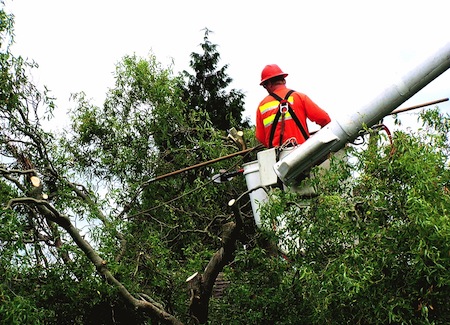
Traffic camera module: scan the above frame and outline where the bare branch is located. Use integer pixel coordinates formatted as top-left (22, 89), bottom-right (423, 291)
top-left (0, 167), bottom-right (37, 175)
top-left (2, 173), bottom-right (26, 192)
top-left (187, 198), bottom-right (244, 324)
top-left (7, 197), bottom-right (62, 218)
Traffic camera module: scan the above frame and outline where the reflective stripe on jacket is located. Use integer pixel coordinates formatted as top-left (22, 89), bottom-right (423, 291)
top-left (255, 87), bottom-right (331, 148)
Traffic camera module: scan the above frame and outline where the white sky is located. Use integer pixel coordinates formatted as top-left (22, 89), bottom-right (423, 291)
top-left (4, 0), bottom-right (450, 131)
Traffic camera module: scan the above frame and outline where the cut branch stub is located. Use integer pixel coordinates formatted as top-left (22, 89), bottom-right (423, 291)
top-left (30, 176), bottom-right (41, 187)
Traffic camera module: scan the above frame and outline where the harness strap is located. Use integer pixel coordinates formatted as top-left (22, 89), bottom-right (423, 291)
top-left (268, 107), bottom-right (282, 148)
top-left (268, 90), bottom-right (309, 148)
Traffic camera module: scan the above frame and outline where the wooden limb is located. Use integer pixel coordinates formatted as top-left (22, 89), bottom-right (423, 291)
top-left (1, 171), bottom-right (28, 192)
top-left (0, 167), bottom-right (37, 176)
top-left (187, 199), bottom-right (243, 324)
top-left (7, 197), bottom-right (70, 225)
top-left (46, 218), bottom-right (73, 266)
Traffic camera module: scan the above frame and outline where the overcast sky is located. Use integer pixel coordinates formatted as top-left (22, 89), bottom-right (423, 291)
top-left (4, 0), bottom-right (450, 131)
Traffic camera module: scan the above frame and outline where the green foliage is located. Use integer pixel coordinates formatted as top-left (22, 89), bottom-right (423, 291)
top-left (244, 109), bottom-right (450, 324)
top-left (210, 247), bottom-right (306, 324)
top-left (0, 284), bottom-right (53, 325)
top-left (65, 53), bottom-right (186, 184)
top-left (181, 28), bottom-right (250, 131)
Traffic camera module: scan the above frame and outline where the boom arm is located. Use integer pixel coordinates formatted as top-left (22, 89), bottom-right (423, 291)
top-left (274, 41), bottom-right (450, 185)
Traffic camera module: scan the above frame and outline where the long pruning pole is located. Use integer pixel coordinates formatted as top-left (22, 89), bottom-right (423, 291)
top-left (147, 98), bottom-right (448, 184)
top-left (145, 145), bottom-right (263, 184)
top-left (390, 97), bottom-right (448, 115)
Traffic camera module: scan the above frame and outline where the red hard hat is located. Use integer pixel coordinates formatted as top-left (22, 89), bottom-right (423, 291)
top-left (260, 64), bottom-right (288, 85)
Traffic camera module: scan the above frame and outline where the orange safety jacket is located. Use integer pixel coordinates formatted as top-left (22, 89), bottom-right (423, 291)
top-left (256, 87), bottom-right (331, 148)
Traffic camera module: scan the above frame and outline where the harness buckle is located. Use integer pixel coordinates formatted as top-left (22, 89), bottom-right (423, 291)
top-left (279, 101), bottom-right (289, 114)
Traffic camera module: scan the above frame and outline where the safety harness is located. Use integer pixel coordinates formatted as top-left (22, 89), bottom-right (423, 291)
top-left (268, 90), bottom-right (309, 148)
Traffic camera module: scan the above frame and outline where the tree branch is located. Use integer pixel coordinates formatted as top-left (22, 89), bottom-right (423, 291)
top-left (187, 198), bottom-right (243, 324)
top-left (66, 181), bottom-right (127, 262)
top-left (6, 197), bottom-right (184, 325)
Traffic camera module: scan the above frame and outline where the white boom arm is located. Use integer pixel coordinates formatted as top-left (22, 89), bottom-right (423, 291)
top-left (274, 42), bottom-right (450, 185)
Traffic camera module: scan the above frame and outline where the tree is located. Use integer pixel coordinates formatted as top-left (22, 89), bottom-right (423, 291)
top-left (181, 28), bottom-right (250, 132)
top-left (1, 8), bottom-right (185, 324)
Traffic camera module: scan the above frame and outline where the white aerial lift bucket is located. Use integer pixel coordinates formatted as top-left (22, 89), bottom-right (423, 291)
top-left (243, 147), bottom-right (333, 255)
top-left (243, 147), bottom-right (329, 228)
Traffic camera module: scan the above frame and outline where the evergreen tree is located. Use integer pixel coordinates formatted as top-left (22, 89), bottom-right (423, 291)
top-left (181, 28), bottom-right (250, 132)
